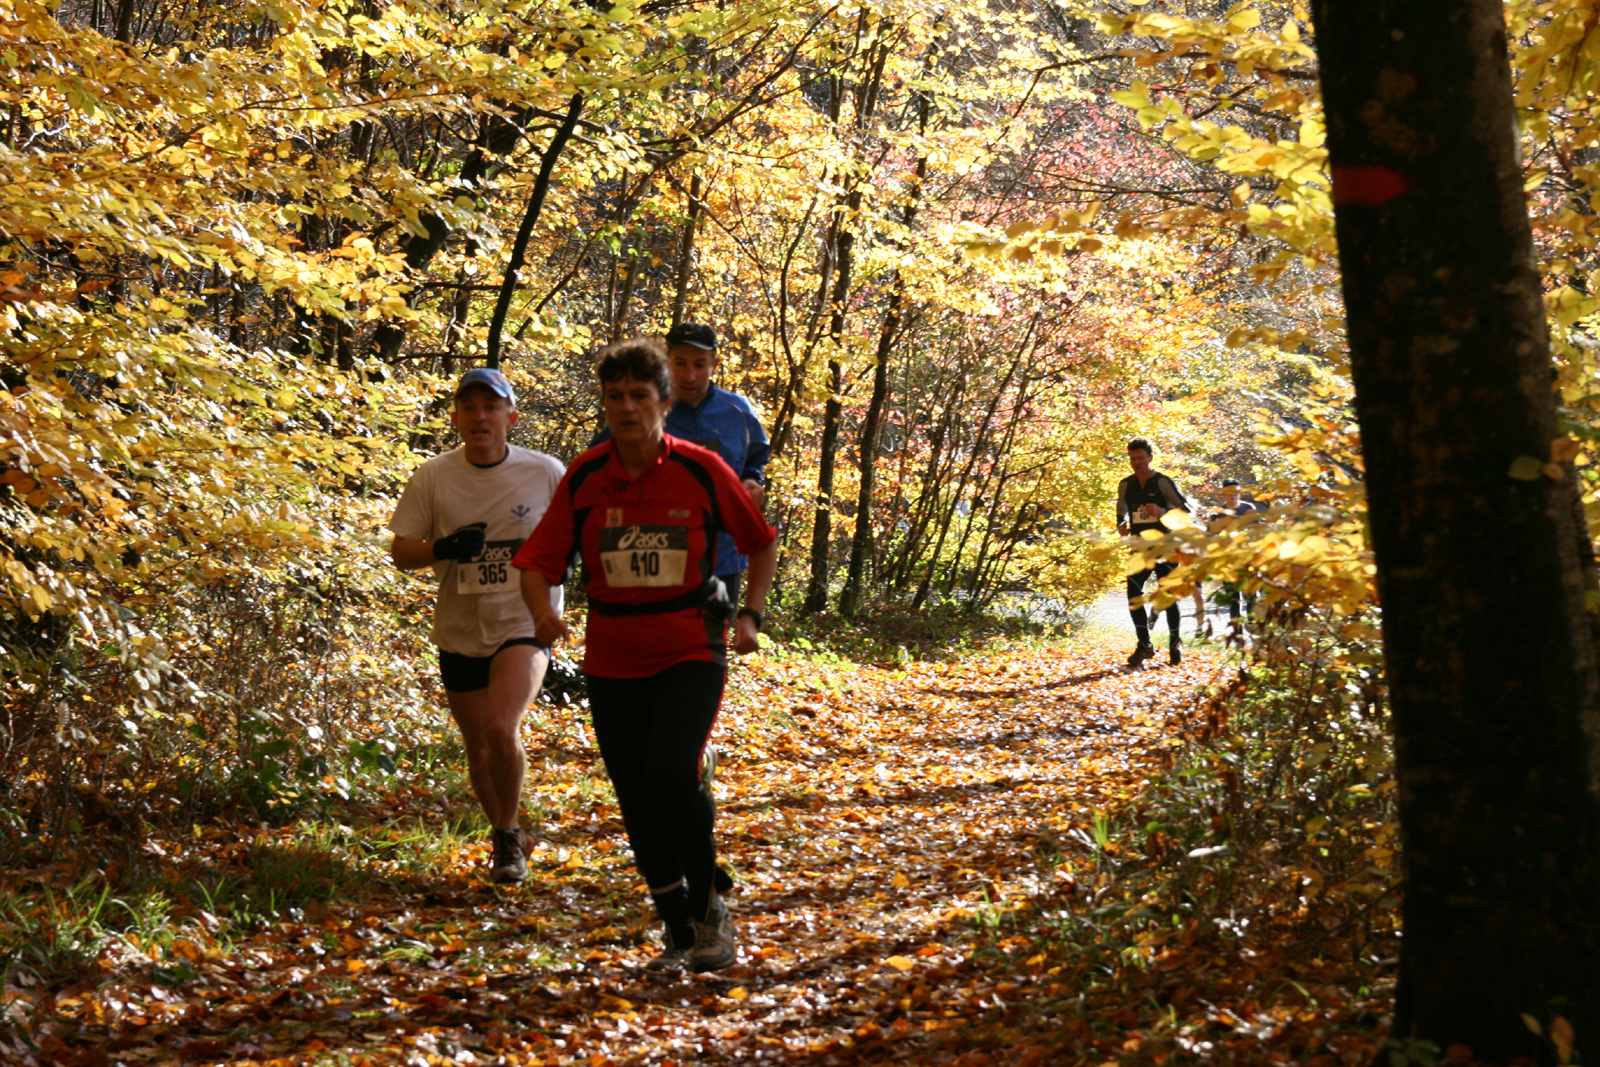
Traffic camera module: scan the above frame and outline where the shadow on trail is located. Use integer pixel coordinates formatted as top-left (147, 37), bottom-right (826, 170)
top-left (29, 644), bottom-right (1242, 1067)
top-left (921, 663), bottom-right (1128, 700)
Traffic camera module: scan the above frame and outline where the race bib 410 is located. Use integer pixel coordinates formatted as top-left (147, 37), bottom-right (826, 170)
top-left (599, 524), bottom-right (689, 588)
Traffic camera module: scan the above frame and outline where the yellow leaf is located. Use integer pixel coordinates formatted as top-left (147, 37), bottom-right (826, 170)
top-left (726, 986), bottom-right (749, 1001)
top-left (891, 872), bottom-right (911, 889)
top-left (885, 955), bottom-right (916, 972)
top-left (1161, 509), bottom-right (1195, 530)
top-left (1229, 8), bottom-right (1262, 32)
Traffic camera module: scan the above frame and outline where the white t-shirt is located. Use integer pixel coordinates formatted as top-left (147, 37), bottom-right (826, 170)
top-left (389, 445), bottom-right (565, 657)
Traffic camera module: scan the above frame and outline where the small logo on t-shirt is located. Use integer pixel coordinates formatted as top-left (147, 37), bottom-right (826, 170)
top-left (512, 504), bottom-right (531, 520)
top-left (669, 508), bottom-right (690, 518)
top-left (606, 507), bottom-right (624, 525)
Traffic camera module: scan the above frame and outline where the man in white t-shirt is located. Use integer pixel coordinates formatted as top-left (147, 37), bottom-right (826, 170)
top-left (389, 368), bottom-right (565, 884)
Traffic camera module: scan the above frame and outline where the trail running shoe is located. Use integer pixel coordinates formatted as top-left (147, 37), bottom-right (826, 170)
top-left (1169, 641), bottom-right (1182, 666)
top-left (645, 923), bottom-right (694, 972)
top-left (689, 895), bottom-right (736, 973)
top-left (1126, 643), bottom-right (1155, 668)
top-left (489, 827), bottom-right (528, 885)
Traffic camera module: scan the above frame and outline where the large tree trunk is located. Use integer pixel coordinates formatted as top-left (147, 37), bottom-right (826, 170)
top-left (1310, 1), bottom-right (1600, 1057)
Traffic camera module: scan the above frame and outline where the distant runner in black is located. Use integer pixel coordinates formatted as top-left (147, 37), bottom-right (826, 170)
top-left (1217, 478), bottom-right (1258, 645)
top-left (1115, 438), bottom-right (1189, 667)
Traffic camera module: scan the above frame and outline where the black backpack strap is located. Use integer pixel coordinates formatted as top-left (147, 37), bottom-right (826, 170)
top-left (588, 578), bottom-right (726, 617)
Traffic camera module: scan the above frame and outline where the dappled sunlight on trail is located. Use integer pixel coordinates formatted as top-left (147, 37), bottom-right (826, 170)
top-left (5, 637), bottom-right (1386, 1065)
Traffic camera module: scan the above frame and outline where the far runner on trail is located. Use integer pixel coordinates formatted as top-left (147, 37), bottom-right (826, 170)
top-left (1217, 477), bottom-right (1258, 645)
top-left (388, 368), bottom-right (564, 886)
top-left (1116, 437), bottom-right (1190, 668)
top-left (514, 337), bottom-right (776, 974)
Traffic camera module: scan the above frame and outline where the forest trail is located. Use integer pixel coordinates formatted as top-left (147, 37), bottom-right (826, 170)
top-left (8, 638), bottom-right (1321, 1066)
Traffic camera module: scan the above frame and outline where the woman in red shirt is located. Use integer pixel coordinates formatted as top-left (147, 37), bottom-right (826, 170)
top-left (514, 337), bottom-right (776, 973)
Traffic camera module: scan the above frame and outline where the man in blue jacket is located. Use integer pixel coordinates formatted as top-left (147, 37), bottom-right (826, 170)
top-left (660, 322), bottom-right (771, 605)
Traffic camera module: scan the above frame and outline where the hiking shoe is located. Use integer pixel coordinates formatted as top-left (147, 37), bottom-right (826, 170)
top-left (688, 895), bottom-right (736, 973)
top-left (644, 924), bottom-right (694, 972)
top-left (1126, 643), bottom-right (1155, 668)
top-left (1169, 642), bottom-right (1182, 666)
top-left (489, 828), bottom-right (528, 884)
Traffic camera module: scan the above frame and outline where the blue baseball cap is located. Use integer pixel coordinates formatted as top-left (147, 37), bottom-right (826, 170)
top-left (455, 367), bottom-right (516, 405)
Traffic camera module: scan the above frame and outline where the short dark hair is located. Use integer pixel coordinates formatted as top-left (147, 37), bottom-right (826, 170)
top-left (596, 337), bottom-right (670, 401)
top-left (1221, 478), bottom-right (1240, 487)
top-left (1127, 438), bottom-right (1153, 456)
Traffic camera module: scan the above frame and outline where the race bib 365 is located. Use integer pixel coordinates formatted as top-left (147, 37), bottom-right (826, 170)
top-left (455, 539), bottom-right (519, 595)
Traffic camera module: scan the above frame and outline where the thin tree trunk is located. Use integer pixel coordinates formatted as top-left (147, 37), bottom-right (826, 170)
top-left (803, 31), bottom-right (888, 614)
top-left (837, 287), bottom-right (901, 617)
top-left (372, 107), bottom-right (534, 362)
top-left (611, 254), bottom-right (640, 343)
top-left (840, 87), bottom-right (930, 617)
top-left (802, 255), bottom-right (852, 613)
top-left (913, 319), bottom-right (1034, 607)
top-left (1310, 0), bottom-right (1600, 1056)
top-left (670, 172), bottom-right (703, 330)
top-left (486, 93), bottom-right (584, 370)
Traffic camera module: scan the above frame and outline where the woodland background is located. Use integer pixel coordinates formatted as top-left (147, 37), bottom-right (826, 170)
top-left (2, 0), bottom-right (1598, 1061)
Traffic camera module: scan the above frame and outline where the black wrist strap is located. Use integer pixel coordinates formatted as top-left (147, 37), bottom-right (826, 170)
top-left (737, 607), bottom-right (763, 630)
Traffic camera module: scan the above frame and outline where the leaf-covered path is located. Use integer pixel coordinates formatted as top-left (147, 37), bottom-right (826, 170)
top-left (12, 639), bottom-right (1343, 1065)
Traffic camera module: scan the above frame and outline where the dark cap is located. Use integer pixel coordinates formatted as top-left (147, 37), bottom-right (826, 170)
top-left (665, 322), bottom-right (717, 351)
top-left (1221, 478), bottom-right (1240, 487)
top-left (455, 367), bottom-right (516, 405)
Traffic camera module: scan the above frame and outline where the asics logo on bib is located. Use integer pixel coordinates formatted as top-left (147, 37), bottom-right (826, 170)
top-left (478, 543), bottom-right (516, 562)
top-left (617, 526), bottom-right (673, 550)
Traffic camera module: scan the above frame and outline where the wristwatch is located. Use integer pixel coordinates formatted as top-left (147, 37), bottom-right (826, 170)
top-left (737, 607), bottom-right (763, 631)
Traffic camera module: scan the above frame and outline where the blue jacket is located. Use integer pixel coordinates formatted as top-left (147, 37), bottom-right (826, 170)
top-left (594, 384), bottom-right (770, 577)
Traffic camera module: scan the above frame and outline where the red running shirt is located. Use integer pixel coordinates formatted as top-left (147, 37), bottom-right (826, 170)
top-left (512, 435), bottom-right (776, 678)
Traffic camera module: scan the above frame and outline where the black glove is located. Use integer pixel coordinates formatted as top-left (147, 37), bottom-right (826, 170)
top-left (432, 522), bottom-right (487, 562)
